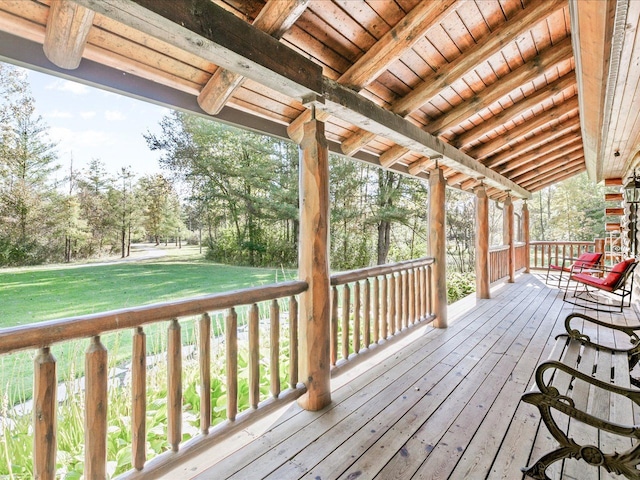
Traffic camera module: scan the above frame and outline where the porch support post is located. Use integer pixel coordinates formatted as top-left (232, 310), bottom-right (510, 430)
top-left (505, 195), bottom-right (515, 283)
top-left (429, 166), bottom-right (447, 327)
top-left (523, 200), bottom-right (530, 273)
top-left (475, 183), bottom-right (490, 299)
top-left (297, 109), bottom-right (331, 411)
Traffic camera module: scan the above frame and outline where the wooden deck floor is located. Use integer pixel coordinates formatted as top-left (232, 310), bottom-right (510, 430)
top-left (160, 273), bottom-right (640, 480)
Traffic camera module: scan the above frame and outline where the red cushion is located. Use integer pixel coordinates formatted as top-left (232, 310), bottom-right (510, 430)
top-left (572, 272), bottom-right (613, 291)
top-left (602, 258), bottom-right (636, 287)
top-left (573, 253), bottom-right (602, 269)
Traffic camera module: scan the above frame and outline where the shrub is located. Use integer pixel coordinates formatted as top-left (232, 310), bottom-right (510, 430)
top-left (447, 271), bottom-right (475, 304)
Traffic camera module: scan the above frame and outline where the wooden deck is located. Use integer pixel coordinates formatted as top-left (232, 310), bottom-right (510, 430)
top-left (158, 273), bottom-right (640, 480)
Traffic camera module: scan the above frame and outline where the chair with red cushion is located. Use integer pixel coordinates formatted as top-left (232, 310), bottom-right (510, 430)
top-left (563, 258), bottom-right (637, 312)
top-left (546, 252), bottom-right (603, 288)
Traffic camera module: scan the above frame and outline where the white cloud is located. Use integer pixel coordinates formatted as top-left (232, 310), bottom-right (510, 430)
top-left (104, 110), bottom-right (125, 121)
top-left (48, 127), bottom-right (113, 151)
top-left (45, 79), bottom-right (90, 95)
top-left (80, 111), bottom-right (96, 120)
top-left (44, 110), bottom-right (73, 119)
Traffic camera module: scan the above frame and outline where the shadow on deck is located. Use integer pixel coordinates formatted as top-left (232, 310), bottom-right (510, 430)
top-left (158, 273), bottom-right (640, 480)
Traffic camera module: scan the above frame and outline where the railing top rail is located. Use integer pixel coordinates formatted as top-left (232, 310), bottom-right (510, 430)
top-left (489, 245), bottom-right (510, 252)
top-left (330, 256), bottom-right (434, 286)
top-left (530, 241), bottom-right (595, 245)
top-left (0, 280), bottom-right (308, 355)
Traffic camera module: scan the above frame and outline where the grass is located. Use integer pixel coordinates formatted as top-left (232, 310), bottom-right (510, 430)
top-left (0, 244), bottom-right (295, 404)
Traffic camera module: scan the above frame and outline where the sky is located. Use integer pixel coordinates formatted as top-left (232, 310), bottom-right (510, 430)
top-left (21, 65), bottom-right (172, 179)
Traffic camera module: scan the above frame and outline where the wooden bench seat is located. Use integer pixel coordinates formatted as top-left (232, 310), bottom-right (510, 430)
top-left (522, 329), bottom-right (640, 479)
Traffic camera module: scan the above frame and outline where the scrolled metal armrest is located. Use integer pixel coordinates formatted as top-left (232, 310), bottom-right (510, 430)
top-left (564, 313), bottom-right (640, 348)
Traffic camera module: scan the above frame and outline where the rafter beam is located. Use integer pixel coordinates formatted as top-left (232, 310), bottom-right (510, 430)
top-left (483, 122), bottom-right (581, 168)
top-left (44, 0), bottom-right (95, 69)
top-left (469, 96), bottom-right (579, 160)
top-left (318, 79), bottom-right (530, 198)
top-left (338, 0), bottom-right (458, 90)
top-left (393, 0), bottom-right (567, 117)
top-left (528, 166), bottom-right (586, 191)
top-left (380, 145), bottom-right (410, 168)
top-left (508, 149), bottom-right (584, 182)
top-left (522, 161), bottom-right (586, 189)
top-left (340, 0), bottom-right (567, 156)
top-left (198, 0), bottom-right (309, 115)
top-left (453, 71), bottom-right (576, 149)
top-left (427, 37), bottom-right (574, 136)
top-left (516, 155), bottom-right (585, 185)
top-left (498, 140), bottom-right (583, 176)
top-left (408, 156), bottom-right (436, 176)
top-left (71, 0), bottom-right (323, 100)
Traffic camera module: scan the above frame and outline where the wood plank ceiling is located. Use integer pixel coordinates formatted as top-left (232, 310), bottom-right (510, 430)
top-left (0, 0), bottom-right (632, 200)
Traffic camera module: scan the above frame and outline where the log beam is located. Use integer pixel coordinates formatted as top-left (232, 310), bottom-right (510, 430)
top-left (429, 167), bottom-right (447, 327)
top-left (380, 145), bottom-right (411, 168)
top-left (297, 113), bottom-right (331, 411)
top-left (72, 0), bottom-right (323, 100)
top-left (44, 0), bottom-right (95, 69)
top-left (427, 37), bottom-right (574, 136)
top-left (475, 183), bottom-right (490, 298)
top-left (198, 0), bottom-right (309, 115)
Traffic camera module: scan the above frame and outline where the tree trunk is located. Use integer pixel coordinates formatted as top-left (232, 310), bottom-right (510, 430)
top-left (377, 220), bottom-right (391, 265)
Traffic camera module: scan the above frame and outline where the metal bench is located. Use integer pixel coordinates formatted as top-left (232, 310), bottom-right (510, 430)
top-left (521, 314), bottom-right (640, 479)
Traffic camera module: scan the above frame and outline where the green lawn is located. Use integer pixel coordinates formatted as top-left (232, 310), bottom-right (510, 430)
top-left (0, 245), bottom-right (295, 403)
top-left (0, 245), bottom-right (294, 326)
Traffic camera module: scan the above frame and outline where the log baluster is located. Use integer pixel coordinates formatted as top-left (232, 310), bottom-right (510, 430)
top-left (270, 299), bottom-right (280, 398)
top-left (167, 319), bottom-right (182, 452)
top-left (132, 327), bottom-right (146, 469)
top-left (226, 309), bottom-right (238, 420)
top-left (388, 274), bottom-right (395, 338)
top-left (427, 265), bottom-right (433, 316)
top-left (404, 270), bottom-right (410, 327)
top-left (330, 286), bottom-right (338, 366)
top-left (363, 279), bottom-right (370, 347)
top-left (353, 281), bottom-right (361, 353)
top-left (33, 347), bottom-right (57, 480)
top-left (381, 275), bottom-right (388, 339)
top-left (249, 303), bottom-right (260, 409)
top-left (198, 314), bottom-right (211, 431)
top-left (395, 273), bottom-right (402, 333)
top-left (289, 296), bottom-right (298, 388)
top-left (408, 270), bottom-right (415, 325)
top-left (85, 336), bottom-right (108, 477)
top-left (342, 283), bottom-right (350, 359)
top-left (373, 277), bottom-right (380, 343)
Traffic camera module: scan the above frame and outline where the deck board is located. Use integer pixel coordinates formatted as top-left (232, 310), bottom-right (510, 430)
top-left (160, 274), bottom-right (640, 480)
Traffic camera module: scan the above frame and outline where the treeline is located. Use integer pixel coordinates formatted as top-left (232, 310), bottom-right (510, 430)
top-left (0, 63), bottom-right (606, 270)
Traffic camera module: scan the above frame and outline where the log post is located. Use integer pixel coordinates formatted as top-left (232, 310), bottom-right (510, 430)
top-left (132, 327), bottom-right (146, 470)
top-left (475, 183), bottom-right (490, 299)
top-left (505, 194), bottom-right (515, 283)
top-left (429, 167), bottom-right (447, 327)
top-left (523, 200), bottom-right (530, 273)
top-left (199, 314), bottom-right (211, 430)
top-left (297, 110), bottom-right (331, 411)
top-left (33, 347), bottom-right (57, 480)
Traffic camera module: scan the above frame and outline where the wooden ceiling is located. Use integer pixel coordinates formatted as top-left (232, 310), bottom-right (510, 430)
top-left (0, 0), bottom-right (635, 200)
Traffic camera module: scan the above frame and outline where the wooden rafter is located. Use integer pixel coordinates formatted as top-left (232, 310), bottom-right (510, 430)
top-left (496, 137), bottom-right (583, 175)
top-left (470, 97), bottom-right (580, 160)
top-left (426, 37), bottom-right (574, 136)
top-left (43, 0), bottom-right (94, 69)
top-left (484, 123), bottom-right (581, 168)
top-left (508, 149), bottom-right (584, 182)
top-left (518, 156), bottom-right (585, 186)
top-left (453, 72), bottom-right (577, 149)
top-left (525, 164), bottom-right (586, 191)
top-left (407, 157), bottom-right (435, 176)
top-left (197, 0), bottom-right (310, 115)
top-left (380, 145), bottom-right (410, 168)
top-left (337, 0), bottom-right (459, 90)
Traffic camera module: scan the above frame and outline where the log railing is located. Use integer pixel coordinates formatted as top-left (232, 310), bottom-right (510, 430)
top-left (488, 245), bottom-right (510, 284)
top-left (529, 241), bottom-right (596, 269)
top-left (329, 257), bottom-right (435, 366)
top-left (515, 242), bottom-right (527, 271)
top-left (0, 281), bottom-right (308, 479)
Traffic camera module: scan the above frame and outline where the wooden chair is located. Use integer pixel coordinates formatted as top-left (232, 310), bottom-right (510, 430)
top-left (563, 257), bottom-right (637, 312)
top-left (545, 252), bottom-right (603, 288)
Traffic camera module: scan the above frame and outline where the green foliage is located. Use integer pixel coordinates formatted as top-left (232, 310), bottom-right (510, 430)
top-left (446, 271), bottom-right (476, 304)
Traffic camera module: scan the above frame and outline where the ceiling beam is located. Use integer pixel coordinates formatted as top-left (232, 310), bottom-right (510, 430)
top-left (380, 145), bottom-right (411, 168)
top-left (426, 37), bottom-right (574, 136)
top-left (197, 0), bottom-right (309, 115)
top-left (519, 157), bottom-right (585, 186)
top-left (338, 0), bottom-right (459, 90)
top-left (43, 0), bottom-right (95, 69)
top-left (318, 79), bottom-right (531, 198)
top-left (71, 0), bottom-right (323, 100)
top-left (569, 0), bottom-right (617, 182)
top-left (453, 71), bottom-right (576, 149)
top-left (498, 139), bottom-right (583, 176)
top-left (528, 166), bottom-right (586, 191)
top-left (469, 96), bottom-right (579, 160)
top-left (508, 149), bottom-right (584, 182)
top-left (483, 122), bottom-right (581, 168)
